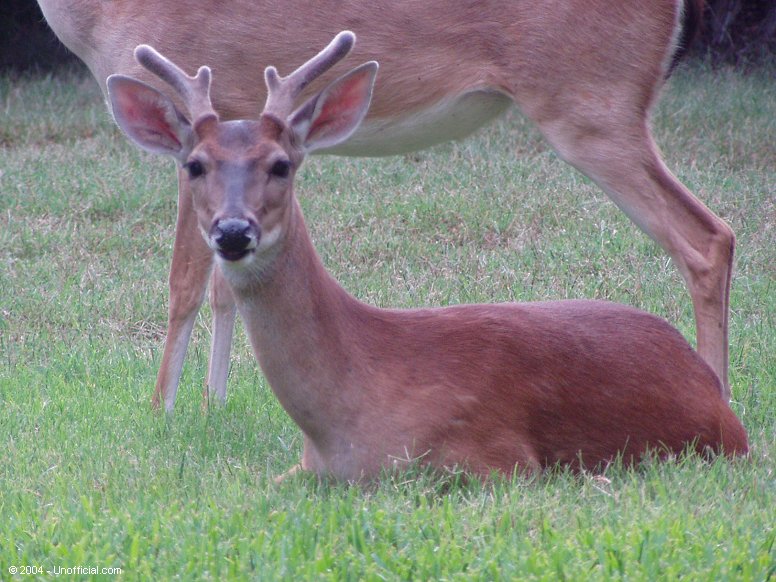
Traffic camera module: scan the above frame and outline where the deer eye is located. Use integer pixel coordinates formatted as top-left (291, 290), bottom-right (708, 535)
top-left (269, 159), bottom-right (291, 179)
top-left (185, 160), bottom-right (206, 179)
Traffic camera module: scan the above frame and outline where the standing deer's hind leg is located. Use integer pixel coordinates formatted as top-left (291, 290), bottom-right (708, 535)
top-left (152, 170), bottom-right (215, 412)
top-left (538, 120), bottom-right (734, 400)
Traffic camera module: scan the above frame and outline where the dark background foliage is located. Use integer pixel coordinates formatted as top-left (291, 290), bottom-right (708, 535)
top-left (1, 1), bottom-right (76, 71)
top-left (1, 0), bottom-right (775, 72)
top-left (700, 0), bottom-right (776, 64)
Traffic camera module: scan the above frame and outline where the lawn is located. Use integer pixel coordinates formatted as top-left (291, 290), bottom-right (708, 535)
top-left (0, 61), bottom-right (774, 580)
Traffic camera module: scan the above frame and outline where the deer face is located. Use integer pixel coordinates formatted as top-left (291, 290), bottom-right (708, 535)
top-left (106, 33), bottom-right (377, 273)
top-left (180, 116), bottom-right (300, 267)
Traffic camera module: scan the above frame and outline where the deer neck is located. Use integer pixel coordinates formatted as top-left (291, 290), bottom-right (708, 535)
top-left (225, 197), bottom-right (364, 445)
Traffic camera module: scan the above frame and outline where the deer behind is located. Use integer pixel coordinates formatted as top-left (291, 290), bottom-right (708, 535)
top-left (106, 34), bottom-right (748, 480)
top-left (36, 0), bottom-right (736, 411)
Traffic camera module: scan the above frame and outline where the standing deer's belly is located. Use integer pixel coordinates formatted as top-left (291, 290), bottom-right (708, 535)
top-left (322, 89), bottom-right (513, 157)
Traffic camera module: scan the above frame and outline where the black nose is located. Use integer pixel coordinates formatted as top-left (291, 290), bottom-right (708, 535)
top-left (211, 218), bottom-right (257, 261)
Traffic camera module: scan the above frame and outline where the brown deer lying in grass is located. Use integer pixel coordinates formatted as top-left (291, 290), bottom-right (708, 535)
top-left (107, 33), bottom-right (747, 480)
top-left (37, 0), bottom-right (735, 411)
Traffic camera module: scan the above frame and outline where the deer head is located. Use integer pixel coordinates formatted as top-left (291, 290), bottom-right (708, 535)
top-left (107, 32), bottom-right (377, 274)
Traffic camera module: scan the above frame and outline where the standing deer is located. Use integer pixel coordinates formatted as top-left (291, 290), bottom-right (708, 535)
top-left (36, 0), bottom-right (736, 411)
top-left (106, 34), bottom-right (747, 480)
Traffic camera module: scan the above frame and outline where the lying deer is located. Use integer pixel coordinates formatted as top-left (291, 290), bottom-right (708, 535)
top-left (37, 0), bottom-right (736, 411)
top-left (106, 34), bottom-right (747, 479)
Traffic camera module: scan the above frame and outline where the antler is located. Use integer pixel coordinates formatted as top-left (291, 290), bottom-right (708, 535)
top-left (134, 44), bottom-right (217, 123)
top-left (263, 30), bottom-right (356, 118)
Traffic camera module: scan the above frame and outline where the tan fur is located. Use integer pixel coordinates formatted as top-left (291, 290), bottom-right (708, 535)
top-left (105, 40), bottom-right (747, 480)
top-left (37, 0), bottom-right (735, 409)
top-left (240, 204), bottom-right (747, 479)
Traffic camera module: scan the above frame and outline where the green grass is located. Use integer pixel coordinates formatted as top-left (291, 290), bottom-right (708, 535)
top-left (1, 63), bottom-right (774, 580)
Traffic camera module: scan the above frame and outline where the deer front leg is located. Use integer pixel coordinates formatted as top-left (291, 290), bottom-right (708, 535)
top-left (274, 435), bottom-right (326, 483)
top-left (273, 464), bottom-right (304, 485)
top-left (202, 264), bottom-right (237, 408)
top-left (152, 171), bottom-right (214, 412)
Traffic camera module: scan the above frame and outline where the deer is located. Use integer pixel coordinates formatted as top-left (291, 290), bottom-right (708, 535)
top-left (105, 33), bottom-right (748, 481)
top-left (36, 0), bottom-right (736, 412)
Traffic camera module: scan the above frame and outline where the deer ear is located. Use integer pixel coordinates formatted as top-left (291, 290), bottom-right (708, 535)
top-left (107, 74), bottom-right (193, 162)
top-left (288, 61), bottom-right (377, 153)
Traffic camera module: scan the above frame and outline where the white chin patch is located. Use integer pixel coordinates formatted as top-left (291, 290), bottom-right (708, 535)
top-left (218, 250), bottom-right (255, 265)
top-left (256, 223), bottom-right (282, 252)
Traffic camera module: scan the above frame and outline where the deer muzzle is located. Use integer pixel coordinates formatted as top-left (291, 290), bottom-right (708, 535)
top-left (210, 218), bottom-right (259, 261)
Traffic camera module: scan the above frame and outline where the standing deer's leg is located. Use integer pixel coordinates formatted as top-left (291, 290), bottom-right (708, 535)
top-left (537, 119), bottom-right (734, 400)
top-left (152, 169), bottom-right (214, 412)
top-left (203, 264), bottom-right (237, 408)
